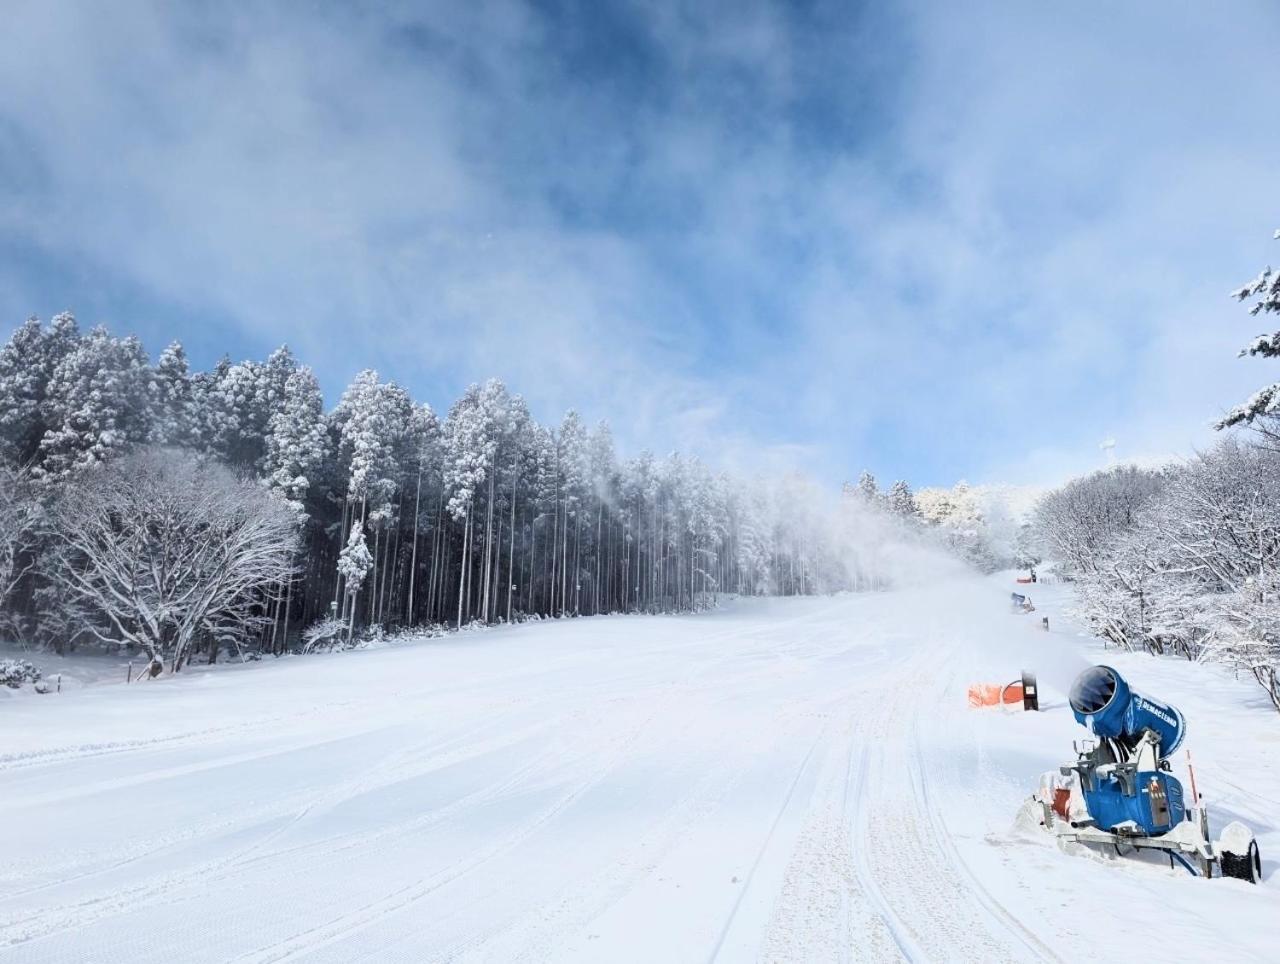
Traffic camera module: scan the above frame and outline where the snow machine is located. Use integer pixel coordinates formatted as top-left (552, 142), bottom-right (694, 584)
top-left (1010, 592), bottom-right (1035, 613)
top-left (1029, 665), bottom-right (1261, 882)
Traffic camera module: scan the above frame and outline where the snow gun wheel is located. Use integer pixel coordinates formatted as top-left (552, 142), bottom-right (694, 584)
top-left (1220, 838), bottom-right (1261, 884)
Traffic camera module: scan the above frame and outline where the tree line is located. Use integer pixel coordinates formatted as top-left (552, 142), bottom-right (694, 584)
top-left (1031, 231), bottom-right (1280, 711)
top-left (0, 316), bottom-right (894, 671)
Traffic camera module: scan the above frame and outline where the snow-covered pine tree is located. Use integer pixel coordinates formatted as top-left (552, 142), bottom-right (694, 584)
top-left (331, 370), bottom-right (411, 631)
top-left (264, 366), bottom-right (329, 520)
top-left (731, 479), bottom-right (772, 595)
top-left (208, 347), bottom-right (298, 471)
top-left (0, 318), bottom-right (49, 466)
top-left (0, 313), bottom-right (80, 467)
top-left (586, 420), bottom-right (617, 615)
top-left (488, 389), bottom-right (531, 624)
top-left (336, 521), bottom-right (373, 641)
top-left (887, 479), bottom-right (917, 517)
top-left (260, 366), bottom-right (330, 650)
top-left (152, 341), bottom-right (199, 447)
top-left (366, 381), bottom-right (412, 626)
top-left (189, 355), bottom-right (231, 454)
top-left (856, 471), bottom-right (880, 504)
top-left (528, 423), bottom-right (560, 615)
top-left (404, 402), bottom-right (441, 624)
top-left (1217, 230), bottom-right (1280, 435)
top-left (442, 382), bottom-right (497, 627)
top-left (34, 326), bottom-right (152, 482)
top-left (557, 411), bottom-right (589, 615)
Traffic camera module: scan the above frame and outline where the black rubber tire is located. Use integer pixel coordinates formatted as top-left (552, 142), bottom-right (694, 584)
top-left (1221, 840), bottom-right (1261, 884)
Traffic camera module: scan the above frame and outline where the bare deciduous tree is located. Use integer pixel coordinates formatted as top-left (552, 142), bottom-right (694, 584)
top-left (0, 464), bottom-right (43, 636)
top-left (1035, 442), bottom-right (1280, 711)
top-left (45, 448), bottom-right (298, 672)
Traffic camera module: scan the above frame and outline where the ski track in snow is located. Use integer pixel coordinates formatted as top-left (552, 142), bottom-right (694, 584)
top-left (2, 576), bottom-right (1278, 962)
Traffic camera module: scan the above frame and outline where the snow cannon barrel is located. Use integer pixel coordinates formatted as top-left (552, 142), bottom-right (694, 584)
top-left (1069, 665), bottom-right (1185, 758)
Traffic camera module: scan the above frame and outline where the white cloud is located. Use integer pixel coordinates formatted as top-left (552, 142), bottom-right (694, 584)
top-left (1, 1), bottom-right (1278, 491)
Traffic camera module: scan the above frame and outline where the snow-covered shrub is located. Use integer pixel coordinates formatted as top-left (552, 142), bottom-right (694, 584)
top-left (1035, 441), bottom-right (1280, 711)
top-left (1030, 465), bottom-right (1166, 580)
top-left (0, 658), bottom-right (41, 689)
top-left (301, 617), bottom-right (348, 653)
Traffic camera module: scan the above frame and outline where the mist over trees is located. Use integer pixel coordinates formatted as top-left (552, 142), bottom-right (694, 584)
top-left (0, 314), bottom-right (922, 670)
top-left (845, 471), bottom-right (1034, 574)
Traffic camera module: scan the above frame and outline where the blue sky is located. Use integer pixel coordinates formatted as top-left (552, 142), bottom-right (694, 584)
top-left (2, 1), bottom-right (1279, 489)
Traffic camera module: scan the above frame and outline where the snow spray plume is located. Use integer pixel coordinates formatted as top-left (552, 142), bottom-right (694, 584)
top-left (835, 498), bottom-right (973, 590)
top-left (752, 477), bottom-right (971, 593)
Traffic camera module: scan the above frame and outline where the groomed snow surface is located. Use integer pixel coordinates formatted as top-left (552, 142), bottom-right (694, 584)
top-left (2, 575), bottom-right (1277, 962)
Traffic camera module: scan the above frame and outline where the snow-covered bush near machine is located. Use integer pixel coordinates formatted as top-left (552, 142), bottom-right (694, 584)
top-left (0, 657), bottom-right (40, 689)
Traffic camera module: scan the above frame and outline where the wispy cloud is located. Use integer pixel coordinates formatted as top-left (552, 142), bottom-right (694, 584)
top-left (2, 1), bottom-right (1278, 488)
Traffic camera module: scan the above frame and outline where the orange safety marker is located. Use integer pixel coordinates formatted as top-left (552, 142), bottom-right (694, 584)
top-left (1186, 749), bottom-right (1201, 803)
top-left (967, 682), bottom-right (1025, 707)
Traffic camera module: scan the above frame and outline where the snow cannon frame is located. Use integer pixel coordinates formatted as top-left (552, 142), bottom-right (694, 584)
top-left (1029, 665), bottom-right (1261, 883)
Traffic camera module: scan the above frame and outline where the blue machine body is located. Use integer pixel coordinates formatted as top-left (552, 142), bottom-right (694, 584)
top-left (1069, 665), bottom-right (1186, 757)
top-left (1081, 770), bottom-right (1186, 835)
top-left (1068, 665), bottom-right (1189, 835)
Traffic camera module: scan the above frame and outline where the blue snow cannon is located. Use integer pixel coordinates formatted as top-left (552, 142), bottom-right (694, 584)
top-left (1066, 665), bottom-right (1187, 835)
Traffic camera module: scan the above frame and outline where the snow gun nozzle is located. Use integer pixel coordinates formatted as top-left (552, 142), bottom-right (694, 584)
top-left (1068, 665), bottom-right (1185, 758)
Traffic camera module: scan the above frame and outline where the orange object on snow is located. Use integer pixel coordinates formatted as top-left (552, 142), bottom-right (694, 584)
top-left (967, 682), bottom-right (1024, 708)
top-left (1015, 577), bottom-right (1034, 584)
top-left (1052, 787), bottom-right (1072, 820)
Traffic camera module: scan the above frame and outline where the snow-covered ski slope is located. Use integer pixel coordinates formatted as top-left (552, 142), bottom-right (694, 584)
top-left (2, 575), bottom-right (1277, 962)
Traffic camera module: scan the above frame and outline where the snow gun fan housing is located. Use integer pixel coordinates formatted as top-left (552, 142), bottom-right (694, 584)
top-left (1070, 666), bottom-right (1185, 758)
top-left (1067, 666), bottom-right (1186, 835)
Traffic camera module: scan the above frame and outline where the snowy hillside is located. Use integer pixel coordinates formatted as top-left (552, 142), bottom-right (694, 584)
top-left (1, 574), bottom-right (1276, 962)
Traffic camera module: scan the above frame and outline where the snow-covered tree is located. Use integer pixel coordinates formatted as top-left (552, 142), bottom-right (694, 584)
top-left (1217, 229), bottom-right (1280, 436)
top-left (35, 326), bottom-right (152, 482)
top-left (263, 366), bottom-right (329, 520)
top-left (259, 366), bottom-right (330, 650)
top-left (199, 347), bottom-right (298, 471)
top-left (337, 521), bottom-right (373, 640)
top-left (887, 479), bottom-right (917, 517)
top-left (0, 464), bottom-right (42, 635)
top-left (404, 402), bottom-right (441, 623)
top-left (335, 370), bottom-right (398, 513)
top-left (856, 470), bottom-right (880, 504)
top-left (44, 448), bottom-right (297, 671)
top-left (0, 315), bottom-right (80, 466)
top-left (151, 341), bottom-right (199, 447)
top-left (1031, 465), bottom-right (1165, 577)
